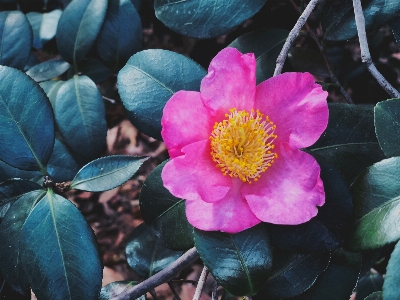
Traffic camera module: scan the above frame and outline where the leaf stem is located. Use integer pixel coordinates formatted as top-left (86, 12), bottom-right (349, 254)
top-left (273, 0), bottom-right (320, 76)
top-left (113, 247), bottom-right (199, 300)
top-left (352, 0), bottom-right (400, 98)
top-left (168, 281), bottom-right (182, 300)
top-left (192, 266), bottom-right (209, 300)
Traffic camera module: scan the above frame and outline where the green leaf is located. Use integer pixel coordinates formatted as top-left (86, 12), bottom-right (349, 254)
top-left (0, 11), bottom-right (32, 70)
top-left (140, 160), bottom-right (194, 251)
top-left (0, 273), bottom-right (30, 300)
top-left (254, 250), bottom-right (331, 299)
top-left (99, 281), bottom-right (144, 300)
top-left (267, 154), bottom-right (353, 253)
top-left (374, 98), bottom-right (400, 157)
top-left (96, 0), bottom-right (142, 71)
top-left (0, 190), bottom-right (46, 294)
top-left (154, 0), bottom-right (267, 39)
top-left (350, 157), bottom-right (400, 251)
top-left (56, 0), bottom-right (108, 65)
top-left (288, 47), bottom-right (330, 78)
top-left (117, 49), bottom-right (206, 140)
top-left (20, 190), bottom-right (102, 300)
top-left (39, 80), bottom-right (65, 107)
top-left (0, 66), bottom-right (55, 172)
top-left (383, 241), bottom-right (400, 299)
top-left (194, 224), bottom-right (272, 296)
top-left (68, 58), bottom-right (112, 84)
top-left (26, 9), bottom-right (62, 49)
top-left (70, 155), bottom-right (148, 192)
top-left (0, 160), bottom-right (41, 183)
top-left (26, 58), bottom-right (70, 82)
top-left (54, 75), bottom-right (107, 161)
top-left (365, 292), bottom-right (383, 300)
top-left (229, 28), bottom-right (289, 83)
top-left (322, 0), bottom-right (400, 41)
top-left (125, 222), bottom-right (183, 278)
top-left (356, 273), bottom-right (383, 300)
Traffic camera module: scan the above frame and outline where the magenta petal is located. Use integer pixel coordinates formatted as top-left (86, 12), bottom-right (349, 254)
top-left (185, 179), bottom-right (261, 233)
top-left (162, 140), bottom-right (231, 203)
top-left (200, 47), bottom-right (256, 116)
top-left (243, 143), bottom-right (325, 225)
top-left (161, 91), bottom-right (213, 158)
top-left (255, 72), bottom-right (328, 148)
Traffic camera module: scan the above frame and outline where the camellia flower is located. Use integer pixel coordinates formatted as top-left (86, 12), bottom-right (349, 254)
top-left (161, 47), bottom-right (329, 233)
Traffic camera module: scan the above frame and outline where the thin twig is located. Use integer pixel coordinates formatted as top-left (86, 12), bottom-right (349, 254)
top-left (102, 96), bottom-right (116, 104)
top-left (273, 0), bottom-right (320, 76)
top-left (113, 247), bottom-right (199, 300)
top-left (211, 280), bottom-right (218, 300)
top-left (193, 266), bottom-right (209, 300)
top-left (352, 0), bottom-right (400, 98)
top-left (168, 282), bottom-right (182, 300)
top-left (149, 289), bottom-right (158, 300)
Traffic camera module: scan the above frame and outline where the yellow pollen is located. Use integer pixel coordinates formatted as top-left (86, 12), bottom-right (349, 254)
top-left (210, 108), bottom-right (278, 183)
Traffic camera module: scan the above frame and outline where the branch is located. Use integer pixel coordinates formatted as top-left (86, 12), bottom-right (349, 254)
top-left (352, 0), bottom-right (400, 98)
top-left (168, 282), bottom-right (182, 300)
top-left (193, 266), bottom-right (209, 300)
top-left (113, 247), bottom-right (199, 300)
top-left (273, 0), bottom-right (320, 76)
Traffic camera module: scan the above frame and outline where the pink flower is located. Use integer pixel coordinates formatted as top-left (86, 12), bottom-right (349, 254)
top-left (161, 47), bottom-right (328, 233)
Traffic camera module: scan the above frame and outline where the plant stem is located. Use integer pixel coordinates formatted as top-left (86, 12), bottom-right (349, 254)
top-left (149, 289), bottom-right (158, 300)
top-left (193, 266), bottom-right (209, 300)
top-left (273, 0), bottom-right (320, 76)
top-left (113, 247), bottom-right (199, 300)
top-left (168, 282), bottom-right (182, 300)
top-left (352, 0), bottom-right (400, 98)
top-left (211, 280), bottom-right (218, 300)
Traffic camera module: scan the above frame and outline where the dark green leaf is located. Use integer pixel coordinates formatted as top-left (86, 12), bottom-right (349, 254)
top-left (26, 59), bottom-right (70, 82)
top-left (194, 224), bottom-right (272, 296)
top-left (117, 49), bottom-right (206, 140)
top-left (0, 272), bottom-right (30, 300)
top-left (290, 249), bottom-right (362, 300)
top-left (229, 28), bottom-right (289, 83)
top-left (70, 155), bottom-right (148, 192)
top-left (267, 154), bottom-right (353, 253)
top-left (383, 240), bottom-right (400, 299)
top-left (125, 223), bottom-right (183, 278)
top-left (0, 190), bottom-right (46, 294)
top-left (322, 0), bottom-right (400, 41)
top-left (350, 157), bottom-right (400, 251)
top-left (24, 52), bottom-right (40, 71)
top-left (39, 80), bottom-right (65, 108)
top-left (99, 281), bottom-right (144, 300)
top-left (26, 10), bottom-right (62, 49)
top-left (365, 292), bottom-right (383, 300)
top-left (356, 273), bottom-right (383, 300)
top-left (54, 75), bottom-right (107, 161)
top-left (96, 0), bottom-right (142, 71)
top-left (0, 160), bottom-right (41, 182)
top-left (56, 0), bottom-right (108, 65)
top-left (20, 190), bottom-right (102, 300)
top-left (0, 11), bottom-right (32, 70)
top-left (254, 250), bottom-right (331, 299)
top-left (0, 66), bottom-right (55, 172)
top-left (154, 0), bottom-right (267, 39)
top-left (288, 47), bottom-right (330, 78)
top-left (374, 98), bottom-right (400, 157)
top-left (140, 160), bottom-right (194, 251)
top-left (69, 58), bottom-right (112, 84)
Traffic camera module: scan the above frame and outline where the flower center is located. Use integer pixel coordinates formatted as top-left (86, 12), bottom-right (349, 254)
top-left (210, 108), bottom-right (278, 183)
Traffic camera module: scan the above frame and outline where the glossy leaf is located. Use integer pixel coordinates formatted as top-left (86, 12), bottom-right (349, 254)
top-left (350, 157), bottom-right (400, 251)
top-left (0, 190), bottom-right (46, 294)
top-left (47, 138), bottom-right (80, 182)
top-left (118, 49), bottom-right (206, 140)
top-left (20, 190), bottom-right (102, 300)
top-left (356, 273), bottom-right (383, 300)
top-left (365, 292), bottom-right (383, 300)
top-left (125, 223), bottom-right (183, 278)
top-left (140, 160), bottom-right (194, 251)
top-left (322, 0), bottom-right (400, 41)
top-left (99, 281), bottom-right (144, 300)
top-left (56, 0), bottom-right (108, 65)
top-left (70, 155), bottom-right (148, 192)
top-left (26, 59), bottom-right (70, 82)
top-left (0, 160), bottom-right (41, 182)
top-left (194, 224), bottom-right (272, 296)
top-left (255, 250), bottom-right (330, 299)
top-left (0, 11), bottom-right (32, 70)
top-left (0, 66), bottom-right (55, 172)
top-left (26, 10), bottom-right (62, 49)
top-left (229, 28), bottom-right (289, 83)
top-left (54, 75), bottom-right (107, 161)
top-left (288, 47), bottom-right (330, 78)
top-left (267, 154), bottom-right (353, 253)
top-left (39, 80), bottom-right (65, 107)
top-left (96, 0), bottom-right (142, 71)
top-left (69, 58), bottom-right (112, 84)
top-left (374, 98), bottom-right (400, 157)
top-left (383, 240), bottom-right (400, 299)
top-left (154, 0), bottom-right (267, 39)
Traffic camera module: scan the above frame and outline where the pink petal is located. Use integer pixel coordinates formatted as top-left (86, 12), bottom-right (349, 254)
top-left (242, 142), bottom-right (325, 225)
top-left (185, 178), bottom-right (261, 233)
top-left (200, 47), bottom-right (256, 117)
top-left (161, 91), bottom-right (213, 158)
top-left (162, 140), bottom-right (231, 203)
top-left (255, 72), bottom-right (328, 148)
